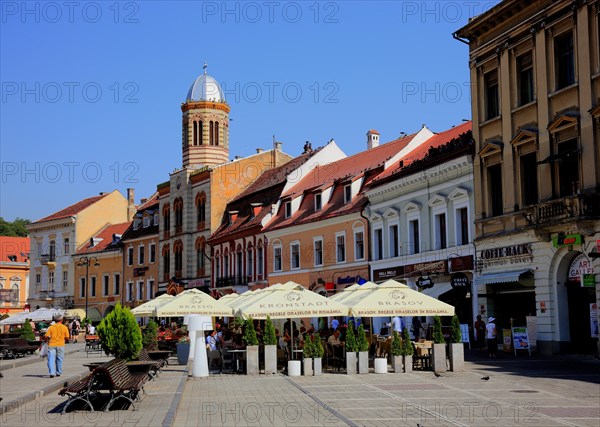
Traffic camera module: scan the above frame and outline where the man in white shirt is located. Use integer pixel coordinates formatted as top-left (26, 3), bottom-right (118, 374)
top-left (389, 316), bottom-right (403, 334)
top-left (88, 324), bottom-right (95, 335)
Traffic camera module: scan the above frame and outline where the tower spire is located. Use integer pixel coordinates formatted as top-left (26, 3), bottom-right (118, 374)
top-left (203, 61), bottom-right (208, 75)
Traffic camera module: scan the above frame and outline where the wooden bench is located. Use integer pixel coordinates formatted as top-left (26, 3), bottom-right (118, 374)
top-left (93, 358), bottom-right (148, 411)
top-left (0, 338), bottom-right (39, 358)
top-left (58, 372), bottom-right (97, 414)
top-left (137, 349), bottom-right (166, 380)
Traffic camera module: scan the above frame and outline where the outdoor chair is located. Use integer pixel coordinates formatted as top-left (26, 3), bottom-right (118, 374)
top-left (207, 350), bottom-right (222, 373)
top-left (325, 342), bottom-right (342, 372)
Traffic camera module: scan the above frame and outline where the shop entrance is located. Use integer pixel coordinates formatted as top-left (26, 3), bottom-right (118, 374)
top-left (491, 289), bottom-right (536, 331)
top-left (566, 283), bottom-right (597, 353)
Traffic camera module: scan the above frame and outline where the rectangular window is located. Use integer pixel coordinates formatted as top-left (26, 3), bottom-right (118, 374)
top-left (484, 69), bottom-right (499, 120)
top-left (149, 243), bottom-right (156, 263)
top-left (374, 228), bottom-right (383, 260)
top-left (247, 249), bottom-right (253, 277)
top-left (555, 31), bottom-right (575, 90)
top-left (63, 238), bottom-right (70, 256)
top-left (336, 234), bottom-right (346, 263)
top-left (456, 208), bottom-right (469, 246)
top-left (521, 152), bottom-right (539, 206)
top-left (409, 219), bottom-right (420, 254)
top-left (274, 247), bottom-right (282, 272)
top-left (314, 239), bottom-right (323, 266)
top-left (114, 274), bottom-right (120, 295)
top-left (90, 276), bottom-right (96, 297)
top-left (517, 52), bottom-right (534, 105)
top-left (103, 275), bottom-right (109, 296)
top-left (291, 243), bottom-right (300, 269)
top-left (389, 225), bottom-right (399, 257)
top-left (344, 185), bottom-right (352, 204)
top-left (147, 280), bottom-right (154, 300)
top-left (354, 231), bottom-right (364, 260)
top-left (488, 163), bottom-right (503, 217)
top-left (257, 246), bottom-right (264, 276)
top-left (557, 138), bottom-right (579, 197)
top-left (80, 277), bottom-right (86, 298)
top-left (284, 202), bottom-right (292, 219)
top-left (48, 271), bottom-right (55, 289)
top-left (127, 282), bottom-right (133, 302)
top-left (36, 273), bottom-right (41, 286)
top-left (62, 270), bottom-right (68, 289)
top-left (127, 247), bottom-right (134, 266)
top-left (137, 281), bottom-right (144, 300)
top-left (138, 246), bottom-right (145, 265)
top-left (435, 213), bottom-right (447, 250)
top-left (314, 193), bottom-right (322, 211)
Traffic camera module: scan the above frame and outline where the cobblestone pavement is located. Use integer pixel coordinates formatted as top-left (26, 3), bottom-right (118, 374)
top-left (1, 349), bottom-right (599, 427)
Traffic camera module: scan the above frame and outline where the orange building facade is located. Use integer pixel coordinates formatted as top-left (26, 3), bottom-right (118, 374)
top-left (0, 237), bottom-right (30, 316)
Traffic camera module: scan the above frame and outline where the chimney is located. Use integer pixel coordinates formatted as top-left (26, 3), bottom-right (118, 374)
top-left (127, 188), bottom-right (135, 221)
top-left (274, 142), bottom-right (282, 151)
top-left (140, 198), bottom-right (148, 204)
top-left (256, 148), bottom-right (264, 154)
top-left (367, 130), bottom-right (380, 149)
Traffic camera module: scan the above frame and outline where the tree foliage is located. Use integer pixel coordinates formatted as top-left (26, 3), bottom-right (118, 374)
top-left (263, 315), bottom-right (277, 346)
top-left (391, 330), bottom-right (402, 356)
top-left (313, 336), bottom-right (324, 358)
top-left (243, 318), bottom-right (259, 346)
top-left (303, 335), bottom-right (314, 358)
top-left (401, 328), bottom-right (414, 356)
top-left (432, 315), bottom-right (445, 344)
top-left (96, 304), bottom-right (142, 360)
top-left (356, 324), bottom-right (369, 352)
top-left (20, 319), bottom-right (36, 341)
top-left (142, 319), bottom-right (159, 350)
top-left (450, 315), bottom-right (462, 343)
top-left (345, 322), bottom-right (358, 353)
top-left (0, 217), bottom-right (30, 237)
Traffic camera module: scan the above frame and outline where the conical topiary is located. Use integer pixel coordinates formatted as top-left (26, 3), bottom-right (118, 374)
top-left (303, 335), bottom-right (314, 358)
top-left (401, 328), bottom-right (414, 356)
top-left (20, 319), bottom-right (35, 341)
top-left (391, 331), bottom-right (402, 356)
top-left (96, 303), bottom-right (142, 360)
top-left (263, 315), bottom-right (277, 346)
top-left (356, 324), bottom-right (369, 352)
top-left (345, 322), bottom-right (358, 352)
top-left (450, 315), bottom-right (462, 343)
top-left (432, 315), bottom-right (445, 344)
top-left (313, 336), bottom-right (324, 358)
top-left (243, 318), bottom-right (259, 346)
top-left (142, 319), bottom-right (159, 350)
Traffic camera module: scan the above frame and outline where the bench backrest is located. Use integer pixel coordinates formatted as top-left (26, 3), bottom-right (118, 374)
top-left (94, 358), bottom-right (133, 389)
top-left (0, 338), bottom-right (31, 347)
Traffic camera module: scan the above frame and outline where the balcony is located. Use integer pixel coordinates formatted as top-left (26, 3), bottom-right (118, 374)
top-left (526, 193), bottom-right (600, 226)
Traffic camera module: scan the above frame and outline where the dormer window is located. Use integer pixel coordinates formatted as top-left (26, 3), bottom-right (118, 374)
top-left (133, 219), bottom-right (142, 230)
top-left (344, 185), bottom-right (352, 204)
top-left (228, 210), bottom-right (239, 225)
top-left (153, 211), bottom-right (159, 226)
top-left (314, 193), bottom-right (322, 211)
top-left (143, 215), bottom-right (150, 228)
top-left (284, 201), bottom-right (292, 219)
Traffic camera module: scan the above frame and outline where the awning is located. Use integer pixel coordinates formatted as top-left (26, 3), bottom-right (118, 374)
top-left (474, 269), bottom-right (532, 287)
top-left (420, 282), bottom-right (453, 299)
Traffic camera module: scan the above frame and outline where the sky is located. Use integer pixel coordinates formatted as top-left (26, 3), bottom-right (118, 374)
top-left (0, 1), bottom-right (500, 222)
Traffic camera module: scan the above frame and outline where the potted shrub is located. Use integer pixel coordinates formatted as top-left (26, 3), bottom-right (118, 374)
top-left (142, 319), bottom-right (159, 350)
top-left (176, 336), bottom-right (191, 365)
top-left (356, 324), bottom-right (369, 374)
top-left (20, 319), bottom-right (36, 342)
top-left (449, 315), bottom-right (464, 371)
top-left (96, 303), bottom-right (142, 361)
top-left (313, 336), bottom-right (324, 376)
top-left (401, 328), bottom-right (414, 373)
top-left (243, 318), bottom-right (260, 375)
top-left (345, 322), bottom-right (358, 374)
top-left (431, 315), bottom-right (447, 373)
top-left (263, 316), bottom-right (277, 374)
top-left (302, 336), bottom-right (313, 376)
top-left (390, 331), bottom-right (403, 373)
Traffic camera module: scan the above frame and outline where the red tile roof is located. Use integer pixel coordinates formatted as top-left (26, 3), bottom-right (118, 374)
top-left (76, 222), bottom-right (131, 254)
top-left (281, 132), bottom-right (419, 198)
top-left (371, 121), bottom-right (472, 184)
top-left (138, 193), bottom-right (159, 210)
top-left (33, 193), bottom-right (109, 223)
top-left (0, 236), bottom-right (30, 263)
top-left (368, 129), bottom-right (380, 135)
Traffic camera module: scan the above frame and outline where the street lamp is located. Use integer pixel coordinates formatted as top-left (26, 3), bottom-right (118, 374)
top-left (77, 256), bottom-right (100, 320)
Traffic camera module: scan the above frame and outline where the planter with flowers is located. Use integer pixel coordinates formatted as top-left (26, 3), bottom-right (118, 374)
top-left (177, 336), bottom-right (191, 365)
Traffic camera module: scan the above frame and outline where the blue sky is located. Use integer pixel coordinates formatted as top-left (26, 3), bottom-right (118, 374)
top-left (0, 1), bottom-right (500, 222)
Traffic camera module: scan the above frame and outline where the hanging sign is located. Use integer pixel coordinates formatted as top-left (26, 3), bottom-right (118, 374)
top-left (552, 234), bottom-right (582, 248)
top-left (450, 273), bottom-right (469, 289)
top-left (568, 254), bottom-right (594, 282)
top-left (416, 275), bottom-right (434, 289)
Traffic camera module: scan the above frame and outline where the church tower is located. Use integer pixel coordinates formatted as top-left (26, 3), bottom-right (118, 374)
top-left (181, 63), bottom-right (230, 167)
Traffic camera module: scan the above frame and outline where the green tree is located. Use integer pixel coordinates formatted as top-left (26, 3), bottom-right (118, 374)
top-left (313, 336), bottom-right (324, 358)
top-left (263, 315), bottom-right (277, 346)
top-left (142, 319), bottom-right (159, 350)
top-left (0, 217), bottom-right (31, 237)
top-left (391, 330), bottom-right (402, 356)
top-left (401, 328), bottom-right (414, 356)
top-left (303, 335), bottom-right (314, 358)
top-left (450, 315), bottom-right (462, 343)
top-left (345, 322), bottom-right (358, 352)
top-left (432, 315), bottom-right (445, 344)
top-left (356, 324), bottom-right (369, 352)
top-left (20, 319), bottom-right (36, 341)
top-left (243, 318), bottom-right (259, 346)
top-left (96, 303), bottom-right (142, 360)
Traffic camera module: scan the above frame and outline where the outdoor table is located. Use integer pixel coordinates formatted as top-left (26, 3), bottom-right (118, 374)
top-left (226, 349), bottom-right (246, 373)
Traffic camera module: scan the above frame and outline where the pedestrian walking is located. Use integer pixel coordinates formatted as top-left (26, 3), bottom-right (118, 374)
top-left (45, 314), bottom-right (70, 378)
top-left (70, 319), bottom-right (80, 343)
top-left (474, 315), bottom-right (486, 349)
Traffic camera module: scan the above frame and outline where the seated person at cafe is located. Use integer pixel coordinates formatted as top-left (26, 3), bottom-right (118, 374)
top-left (327, 329), bottom-right (344, 357)
top-left (206, 331), bottom-right (218, 351)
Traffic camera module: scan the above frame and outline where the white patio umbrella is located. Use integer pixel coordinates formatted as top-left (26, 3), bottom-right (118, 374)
top-left (155, 289), bottom-right (233, 317)
top-left (27, 308), bottom-right (64, 322)
top-left (0, 310), bottom-right (31, 325)
top-left (131, 294), bottom-right (174, 316)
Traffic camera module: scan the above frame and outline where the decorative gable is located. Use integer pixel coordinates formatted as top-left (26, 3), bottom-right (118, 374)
top-left (403, 201), bottom-right (421, 214)
top-left (590, 104), bottom-right (600, 119)
top-left (384, 208), bottom-right (399, 218)
top-left (428, 194), bottom-right (447, 207)
top-left (548, 111), bottom-right (579, 133)
top-left (510, 126), bottom-right (538, 148)
top-left (370, 212), bottom-right (383, 222)
top-left (448, 187), bottom-right (469, 201)
top-left (478, 139), bottom-right (503, 158)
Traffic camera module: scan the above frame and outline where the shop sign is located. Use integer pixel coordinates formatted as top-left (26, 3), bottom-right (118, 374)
top-left (478, 243), bottom-right (533, 269)
top-left (416, 275), bottom-right (434, 289)
top-left (373, 266), bottom-right (404, 281)
top-left (450, 273), bottom-right (469, 289)
top-left (337, 275), bottom-right (358, 285)
top-left (568, 254), bottom-right (594, 282)
top-left (581, 274), bottom-right (596, 288)
top-left (552, 234), bottom-right (582, 248)
top-left (449, 255), bottom-right (473, 272)
top-left (405, 260), bottom-right (446, 275)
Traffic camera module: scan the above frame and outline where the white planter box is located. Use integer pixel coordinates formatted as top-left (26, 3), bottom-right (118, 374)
top-left (404, 355), bottom-right (413, 373)
top-left (303, 358), bottom-right (313, 376)
top-left (346, 352), bottom-right (357, 374)
top-left (392, 355), bottom-right (403, 373)
top-left (288, 360), bottom-right (301, 376)
top-left (313, 358), bottom-right (322, 376)
top-left (432, 343), bottom-right (447, 373)
top-left (246, 345), bottom-right (260, 375)
top-left (264, 345), bottom-right (277, 375)
top-left (358, 351), bottom-right (369, 374)
top-left (449, 343), bottom-right (464, 372)
top-left (374, 358), bottom-right (388, 374)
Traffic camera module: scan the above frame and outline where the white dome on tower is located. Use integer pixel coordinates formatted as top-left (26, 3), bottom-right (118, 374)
top-left (186, 63), bottom-right (226, 103)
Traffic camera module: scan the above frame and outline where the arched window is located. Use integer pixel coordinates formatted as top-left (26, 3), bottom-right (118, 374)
top-left (196, 237), bottom-right (206, 276)
top-left (162, 204), bottom-right (171, 238)
top-left (174, 198), bottom-right (183, 234)
top-left (246, 243), bottom-right (254, 280)
top-left (11, 283), bottom-right (19, 306)
top-left (257, 240), bottom-right (264, 277)
top-left (209, 121), bottom-right (214, 146)
top-left (162, 245), bottom-right (170, 281)
top-left (196, 192), bottom-right (206, 228)
top-left (214, 121), bottom-right (219, 146)
top-left (214, 250), bottom-right (221, 281)
top-left (173, 240), bottom-right (183, 278)
top-left (199, 121), bottom-right (203, 145)
top-left (223, 248), bottom-right (229, 277)
top-left (193, 121), bottom-right (197, 146)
